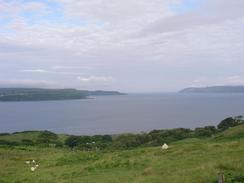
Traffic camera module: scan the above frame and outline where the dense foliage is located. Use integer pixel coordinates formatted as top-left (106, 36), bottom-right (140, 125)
top-left (217, 116), bottom-right (244, 131)
top-left (0, 116), bottom-right (243, 150)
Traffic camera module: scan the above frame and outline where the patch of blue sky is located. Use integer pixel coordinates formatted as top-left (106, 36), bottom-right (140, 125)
top-left (2, 0), bottom-right (99, 28)
top-left (0, 17), bottom-right (11, 25)
top-left (170, 0), bottom-right (208, 14)
top-left (0, 16), bottom-right (15, 35)
top-left (19, 0), bottom-right (64, 25)
top-left (21, 9), bottom-right (64, 26)
top-left (19, 0), bottom-right (90, 27)
top-left (0, 28), bottom-right (16, 35)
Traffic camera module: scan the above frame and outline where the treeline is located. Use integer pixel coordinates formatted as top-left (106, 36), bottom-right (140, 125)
top-left (0, 88), bottom-right (87, 101)
top-left (0, 116), bottom-right (243, 150)
top-left (0, 131), bottom-right (63, 147)
top-left (0, 88), bottom-right (125, 101)
top-left (66, 116), bottom-right (244, 150)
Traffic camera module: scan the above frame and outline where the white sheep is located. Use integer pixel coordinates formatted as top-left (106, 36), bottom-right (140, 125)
top-left (161, 143), bottom-right (169, 150)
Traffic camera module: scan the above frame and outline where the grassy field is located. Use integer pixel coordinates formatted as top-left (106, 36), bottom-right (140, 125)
top-left (1, 126), bottom-right (244, 183)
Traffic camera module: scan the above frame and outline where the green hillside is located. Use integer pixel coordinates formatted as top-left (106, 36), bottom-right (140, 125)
top-left (0, 131), bottom-right (69, 143)
top-left (0, 88), bottom-right (125, 101)
top-left (214, 125), bottom-right (244, 141)
top-left (1, 125), bottom-right (244, 183)
top-left (179, 85), bottom-right (244, 93)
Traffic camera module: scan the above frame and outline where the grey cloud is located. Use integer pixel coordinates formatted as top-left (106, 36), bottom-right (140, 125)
top-left (0, 79), bottom-right (58, 88)
top-left (20, 69), bottom-right (85, 76)
top-left (141, 0), bottom-right (244, 35)
top-left (1, 0), bottom-right (244, 92)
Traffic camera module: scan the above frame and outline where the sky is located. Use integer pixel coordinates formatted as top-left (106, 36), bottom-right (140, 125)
top-left (0, 0), bottom-right (244, 93)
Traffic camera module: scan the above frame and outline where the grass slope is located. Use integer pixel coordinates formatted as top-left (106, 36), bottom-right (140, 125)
top-left (1, 126), bottom-right (244, 183)
top-left (214, 125), bottom-right (244, 141)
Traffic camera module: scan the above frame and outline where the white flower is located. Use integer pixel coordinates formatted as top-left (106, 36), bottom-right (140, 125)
top-left (31, 167), bottom-right (36, 172)
top-left (32, 160), bottom-right (35, 163)
top-left (25, 161), bottom-right (30, 164)
top-left (161, 143), bottom-right (169, 150)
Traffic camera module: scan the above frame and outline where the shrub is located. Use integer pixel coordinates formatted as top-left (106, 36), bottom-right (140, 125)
top-left (92, 135), bottom-right (112, 143)
top-left (224, 172), bottom-right (244, 183)
top-left (217, 117), bottom-right (239, 131)
top-left (65, 136), bottom-right (81, 148)
top-left (21, 139), bottom-right (34, 146)
top-left (0, 140), bottom-right (19, 146)
top-left (0, 133), bottom-right (10, 136)
top-left (194, 126), bottom-right (217, 137)
top-left (113, 134), bottom-right (140, 149)
top-left (37, 131), bottom-right (58, 144)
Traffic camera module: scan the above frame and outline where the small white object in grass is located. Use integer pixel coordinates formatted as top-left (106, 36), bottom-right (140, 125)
top-left (31, 167), bottom-right (36, 172)
top-left (35, 164), bottom-right (39, 168)
top-left (32, 160), bottom-right (35, 163)
top-left (161, 143), bottom-right (169, 150)
top-left (25, 161), bottom-right (30, 164)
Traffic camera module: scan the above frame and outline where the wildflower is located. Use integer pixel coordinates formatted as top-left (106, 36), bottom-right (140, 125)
top-left (31, 167), bottom-right (36, 172)
top-left (161, 143), bottom-right (169, 150)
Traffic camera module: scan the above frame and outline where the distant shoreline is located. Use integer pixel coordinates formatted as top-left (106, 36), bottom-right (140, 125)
top-left (179, 85), bottom-right (244, 93)
top-left (0, 88), bottom-right (126, 102)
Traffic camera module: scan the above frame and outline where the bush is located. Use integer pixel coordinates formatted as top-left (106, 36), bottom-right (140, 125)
top-left (224, 172), bottom-right (244, 183)
top-left (113, 134), bottom-right (141, 149)
top-left (194, 126), bottom-right (217, 137)
top-left (217, 117), bottom-right (239, 131)
top-left (21, 139), bottom-right (34, 146)
top-left (37, 131), bottom-right (58, 144)
top-left (148, 128), bottom-right (192, 145)
top-left (0, 133), bottom-right (10, 136)
top-left (54, 140), bottom-right (64, 148)
top-left (65, 136), bottom-right (81, 148)
top-left (92, 135), bottom-right (112, 143)
top-left (0, 140), bottom-right (19, 146)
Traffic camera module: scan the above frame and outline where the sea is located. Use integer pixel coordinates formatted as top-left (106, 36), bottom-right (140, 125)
top-left (0, 93), bottom-right (244, 135)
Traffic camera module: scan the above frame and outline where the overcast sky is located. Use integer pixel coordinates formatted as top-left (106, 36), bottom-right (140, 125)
top-left (0, 0), bottom-right (244, 92)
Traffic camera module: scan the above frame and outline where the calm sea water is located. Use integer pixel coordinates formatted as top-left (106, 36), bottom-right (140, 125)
top-left (0, 93), bottom-right (244, 135)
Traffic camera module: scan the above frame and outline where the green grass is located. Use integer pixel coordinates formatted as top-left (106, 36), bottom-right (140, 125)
top-left (214, 125), bottom-right (244, 141)
top-left (1, 126), bottom-right (244, 183)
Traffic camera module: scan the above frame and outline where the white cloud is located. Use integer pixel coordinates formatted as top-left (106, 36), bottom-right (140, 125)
top-left (191, 75), bottom-right (244, 87)
top-left (1, 0), bottom-right (244, 92)
top-left (77, 76), bottom-right (114, 86)
top-left (0, 79), bottom-right (57, 88)
top-left (224, 75), bottom-right (244, 85)
top-left (51, 66), bottom-right (92, 70)
top-left (22, 69), bottom-right (47, 73)
top-left (21, 69), bottom-right (84, 76)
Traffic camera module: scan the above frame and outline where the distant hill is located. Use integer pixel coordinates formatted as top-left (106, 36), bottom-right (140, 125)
top-left (179, 86), bottom-right (244, 93)
top-left (0, 88), bottom-right (125, 102)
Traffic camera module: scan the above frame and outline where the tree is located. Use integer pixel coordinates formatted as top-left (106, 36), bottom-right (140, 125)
top-left (217, 117), bottom-right (239, 131)
top-left (37, 131), bottom-right (58, 144)
top-left (194, 126), bottom-right (217, 137)
top-left (65, 136), bottom-right (80, 148)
